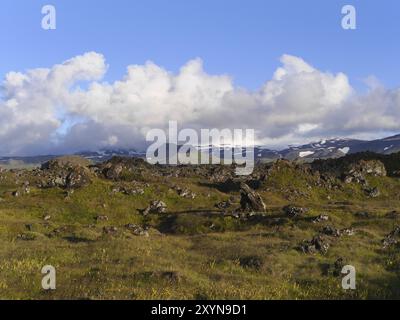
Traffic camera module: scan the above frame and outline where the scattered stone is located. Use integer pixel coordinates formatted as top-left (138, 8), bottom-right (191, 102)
top-left (112, 184), bottom-right (146, 196)
top-left (103, 226), bottom-right (118, 234)
top-left (125, 224), bottom-right (149, 237)
top-left (124, 187), bottom-right (145, 196)
top-left (341, 228), bottom-right (355, 236)
top-left (227, 211), bottom-right (241, 219)
top-left (51, 226), bottom-right (68, 235)
top-left (365, 187), bottom-right (380, 198)
top-left (143, 200), bottom-right (168, 215)
top-left (96, 215), bottom-right (109, 222)
top-left (312, 235), bottom-right (330, 254)
top-left (300, 235), bottom-right (330, 254)
top-left (48, 226), bottom-right (69, 238)
top-left (22, 185), bottom-right (30, 195)
top-left (174, 186), bottom-right (196, 199)
top-left (321, 225), bottom-right (341, 237)
top-left (43, 215), bottom-right (51, 221)
top-left (64, 189), bottom-right (74, 199)
top-left (382, 226), bottom-right (400, 249)
top-left (383, 236), bottom-right (398, 249)
top-left (299, 241), bottom-right (317, 254)
top-left (215, 201), bottom-right (231, 210)
top-left (12, 191), bottom-right (20, 197)
top-left (321, 225), bottom-right (354, 237)
top-left (17, 233), bottom-right (36, 241)
top-left (312, 214), bottom-right (329, 223)
top-left (355, 211), bottom-right (370, 218)
top-left (283, 205), bottom-right (308, 218)
top-left (344, 171), bottom-right (367, 185)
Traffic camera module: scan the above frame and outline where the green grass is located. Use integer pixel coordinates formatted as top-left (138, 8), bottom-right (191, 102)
top-left (1, 164), bottom-right (400, 300)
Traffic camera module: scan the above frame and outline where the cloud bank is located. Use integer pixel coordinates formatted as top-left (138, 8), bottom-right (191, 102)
top-left (1, 52), bottom-right (400, 155)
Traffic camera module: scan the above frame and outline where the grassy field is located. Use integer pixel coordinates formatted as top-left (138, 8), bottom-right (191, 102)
top-left (1, 160), bottom-right (400, 300)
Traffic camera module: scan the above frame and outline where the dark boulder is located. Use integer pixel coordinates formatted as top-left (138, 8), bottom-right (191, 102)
top-left (283, 205), bottom-right (308, 218)
top-left (300, 235), bottom-right (330, 255)
top-left (239, 183), bottom-right (266, 212)
top-left (143, 200), bottom-right (168, 215)
top-left (99, 157), bottom-right (150, 181)
top-left (382, 226), bottom-right (400, 249)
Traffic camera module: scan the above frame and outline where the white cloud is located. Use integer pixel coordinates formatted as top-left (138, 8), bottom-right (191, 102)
top-left (0, 52), bottom-right (399, 155)
top-left (0, 52), bottom-right (107, 155)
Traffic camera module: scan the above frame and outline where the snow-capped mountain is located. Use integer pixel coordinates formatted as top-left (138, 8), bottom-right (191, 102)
top-left (187, 134), bottom-right (400, 161)
top-left (76, 148), bottom-right (146, 162)
top-left (278, 134), bottom-right (400, 161)
top-left (2, 134), bottom-right (400, 166)
top-left (278, 138), bottom-right (363, 160)
top-left (0, 149), bottom-right (146, 167)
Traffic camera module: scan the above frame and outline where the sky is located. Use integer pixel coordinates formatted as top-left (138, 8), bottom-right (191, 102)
top-left (0, 0), bottom-right (400, 155)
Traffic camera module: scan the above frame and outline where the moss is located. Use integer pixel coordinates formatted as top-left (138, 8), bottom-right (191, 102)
top-left (1, 159), bottom-right (400, 299)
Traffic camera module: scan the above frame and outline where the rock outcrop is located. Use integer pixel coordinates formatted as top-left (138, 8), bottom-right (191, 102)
top-left (343, 160), bottom-right (386, 184)
top-left (300, 235), bottom-right (330, 255)
top-left (99, 157), bottom-right (151, 181)
top-left (143, 200), bottom-right (168, 215)
top-left (37, 156), bottom-right (92, 189)
top-left (239, 183), bottom-right (266, 212)
top-left (382, 226), bottom-right (400, 249)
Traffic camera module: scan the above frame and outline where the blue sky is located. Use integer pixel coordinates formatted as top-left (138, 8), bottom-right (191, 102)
top-left (1, 0), bottom-right (399, 90)
top-left (1, 0), bottom-right (400, 155)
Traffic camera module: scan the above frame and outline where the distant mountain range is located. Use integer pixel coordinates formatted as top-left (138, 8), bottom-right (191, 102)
top-left (277, 134), bottom-right (400, 161)
top-left (1, 134), bottom-right (400, 167)
top-left (0, 149), bottom-right (146, 167)
top-left (195, 134), bottom-right (400, 162)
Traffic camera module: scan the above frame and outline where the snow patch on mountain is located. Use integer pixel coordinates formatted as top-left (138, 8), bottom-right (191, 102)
top-left (299, 151), bottom-right (315, 158)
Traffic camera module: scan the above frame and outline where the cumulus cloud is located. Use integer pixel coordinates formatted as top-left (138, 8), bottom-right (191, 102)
top-left (0, 52), bottom-right (399, 155)
top-left (0, 52), bottom-right (107, 155)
